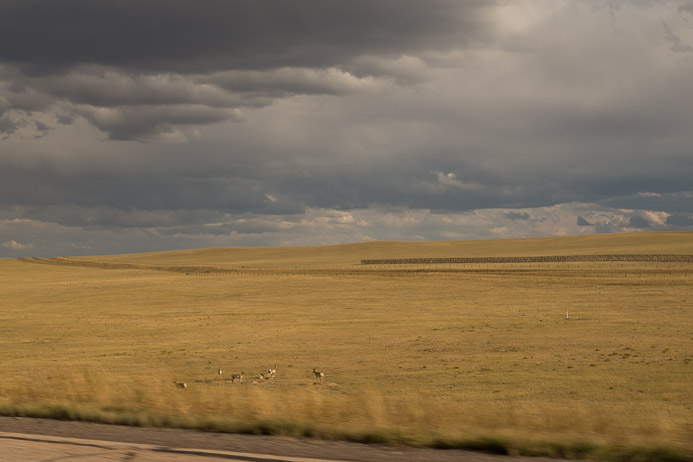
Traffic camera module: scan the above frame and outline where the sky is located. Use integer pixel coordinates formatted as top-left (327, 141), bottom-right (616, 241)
top-left (1, 0), bottom-right (692, 257)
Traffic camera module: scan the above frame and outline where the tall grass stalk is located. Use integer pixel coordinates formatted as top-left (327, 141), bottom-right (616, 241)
top-left (1, 369), bottom-right (690, 461)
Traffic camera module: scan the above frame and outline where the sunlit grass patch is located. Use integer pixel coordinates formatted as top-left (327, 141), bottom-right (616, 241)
top-left (1, 232), bottom-right (692, 461)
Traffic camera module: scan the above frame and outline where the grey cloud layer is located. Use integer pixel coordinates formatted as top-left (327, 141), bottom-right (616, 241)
top-left (1, 0), bottom-right (491, 140)
top-left (3, 202), bottom-right (689, 258)
top-left (1, 1), bottom-right (692, 256)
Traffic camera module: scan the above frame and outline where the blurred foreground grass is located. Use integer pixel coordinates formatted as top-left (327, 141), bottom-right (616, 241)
top-left (1, 232), bottom-right (692, 460)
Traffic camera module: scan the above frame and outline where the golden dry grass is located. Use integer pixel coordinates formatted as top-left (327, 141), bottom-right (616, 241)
top-left (1, 232), bottom-right (692, 460)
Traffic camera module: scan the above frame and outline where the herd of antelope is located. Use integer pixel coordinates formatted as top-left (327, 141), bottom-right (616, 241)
top-left (175, 365), bottom-right (325, 389)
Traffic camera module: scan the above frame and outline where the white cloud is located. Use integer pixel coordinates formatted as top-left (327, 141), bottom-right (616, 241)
top-left (2, 239), bottom-right (32, 250)
top-left (641, 210), bottom-right (669, 226)
top-left (433, 171), bottom-right (483, 191)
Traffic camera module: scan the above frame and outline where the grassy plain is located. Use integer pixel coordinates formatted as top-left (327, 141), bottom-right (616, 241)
top-left (1, 232), bottom-right (692, 460)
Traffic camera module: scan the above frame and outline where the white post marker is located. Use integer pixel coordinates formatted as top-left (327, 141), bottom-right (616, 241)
top-left (566, 309), bottom-right (570, 320)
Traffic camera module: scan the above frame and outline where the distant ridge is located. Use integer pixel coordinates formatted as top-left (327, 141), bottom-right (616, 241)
top-left (22, 253), bottom-right (693, 274)
top-left (31, 231), bottom-right (691, 266)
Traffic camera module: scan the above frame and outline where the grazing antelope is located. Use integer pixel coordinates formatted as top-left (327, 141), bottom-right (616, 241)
top-left (259, 373), bottom-right (266, 380)
top-left (268, 365), bottom-right (277, 379)
top-left (312, 368), bottom-right (324, 383)
top-left (231, 371), bottom-right (245, 383)
top-left (173, 381), bottom-right (187, 389)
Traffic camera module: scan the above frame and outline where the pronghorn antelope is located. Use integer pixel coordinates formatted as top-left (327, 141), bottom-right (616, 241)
top-left (259, 373), bottom-right (267, 380)
top-left (268, 365), bottom-right (277, 379)
top-left (312, 368), bottom-right (324, 383)
top-left (231, 371), bottom-right (245, 383)
top-left (173, 381), bottom-right (187, 389)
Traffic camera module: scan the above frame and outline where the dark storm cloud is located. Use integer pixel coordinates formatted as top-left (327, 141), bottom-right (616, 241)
top-left (0, 0), bottom-right (490, 74)
top-left (0, 0), bottom-right (493, 140)
top-left (597, 192), bottom-right (693, 214)
top-left (0, 113), bottom-right (23, 138)
top-left (628, 215), bottom-right (651, 229)
top-left (0, 160), bottom-right (305, 218)
top-left (666, 214), bottom-right (693, 227)
top-left (77, 104), bottom-right (243, 141)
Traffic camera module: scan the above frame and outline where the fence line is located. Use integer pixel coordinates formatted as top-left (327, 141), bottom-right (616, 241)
top-left (361, 255), bottom-right (693, 265)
